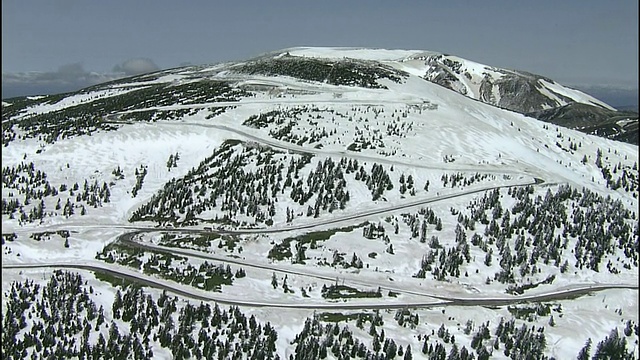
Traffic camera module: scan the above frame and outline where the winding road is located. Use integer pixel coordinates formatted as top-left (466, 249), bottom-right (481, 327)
top-left (104, 113), bottom-right (541, 178)
top-left (3, 100), bottom-right (636, 313)
top-left (3, 262), bottom-right (635, 310)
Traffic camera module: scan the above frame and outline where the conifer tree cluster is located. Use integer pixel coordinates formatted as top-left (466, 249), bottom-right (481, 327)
top-left (401, 207), bottom-right (443, 241)
top-left (130, 141), bottom-right (362, 226)
top-left (394, 308), bottom-right (420, 329)
top-left (96, 244), bottom-right (243, 292)
top-left (131, 165), bottom-right (148, 198)
top-left (1, 271), bottom-right (280, 359)
top-left (2, 80), bottom-right (248, 146)
top-left (166, 152), bottom-right (180, 171)
top-left (594, 148), bottom-right (639, 196)
top-left (120, 107), bottom-right (203, 122)
top-left (1, 271), bottom-right (153, 359)
top-left (440, 172), bottom-right (494, 189)
top-left (406, 183), bottom-right (637, 285)
top-left (297, 158), bottom-right (350, 217)
top-left (130, 141), bottom-right (291, 225)
top-left (363, 222), bottom-right (386, 240)
top-left (289, 312), bottom-right (420, 360)
top-left (469, 185), bottom-right (636, 281)
top-left (237, 55), bottom-right (407, 89)
top-left (2, 162), bottom-right (111, 224)
top-left (243, 109), bottom-right (296, 129)
top-left (580, 327), bottom-right (638, 359)
top-left (355, 163), bottom-right (393, 200)
top-left (492, 318), bottom-right (548, 359)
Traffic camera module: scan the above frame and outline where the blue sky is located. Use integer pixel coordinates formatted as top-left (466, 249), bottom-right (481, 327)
top-left (2, 0), bottom-right (638, 104)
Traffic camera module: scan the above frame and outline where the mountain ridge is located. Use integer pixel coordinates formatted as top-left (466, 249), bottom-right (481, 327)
top-left (246, 47), bottom-right (636, 144)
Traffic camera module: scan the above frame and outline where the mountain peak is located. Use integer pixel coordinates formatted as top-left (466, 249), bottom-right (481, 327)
top-left (243, 47), bottom-right (615, 113)
top-left (260, 46), bottom-right (431, 62)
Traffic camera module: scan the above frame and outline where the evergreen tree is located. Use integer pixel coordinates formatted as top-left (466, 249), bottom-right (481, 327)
top-left (404, 344), bottom-right (412, 360)
top-left (577, 338), bottom-right (591, 360)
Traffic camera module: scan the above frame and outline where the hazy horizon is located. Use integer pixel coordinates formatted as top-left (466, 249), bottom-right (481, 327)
top-left (2, 1), bottom-right (638, 107)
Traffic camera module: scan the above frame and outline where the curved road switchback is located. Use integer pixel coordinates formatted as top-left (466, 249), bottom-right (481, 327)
top-left (6, 102), bottom-right (621, 314)
top-left (2, 263), bottom-right (636, 310)
top-left (117, 230), bottom-right (638, 306)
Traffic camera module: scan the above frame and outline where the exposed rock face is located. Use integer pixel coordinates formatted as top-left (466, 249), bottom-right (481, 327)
top-left (419, 54), bottom-right (638, 144)
top-left (423, 56), bottom-right (469, 96)
top-left (422, 55), bottom-right (582, 113)
top-left (527, 103), bottom-right (639, 145)
top-left (494, 72), bottom-right (572, 113)
top-left (479, 75), bottom-right (495, 104)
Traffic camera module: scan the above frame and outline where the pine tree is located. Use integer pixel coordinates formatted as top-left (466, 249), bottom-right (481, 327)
top-left (624, 320), bottom-right (633, 336)
top-left (113, 290), bottom-right (123, 319)
top-left (387, 244), bottom-right (394, 254)
top-left (404, 344), bottom-right (412, 360)
top-left (369, 322), bottom-right (377, 336)
top-left (577, 338), bottom-right (591, 360)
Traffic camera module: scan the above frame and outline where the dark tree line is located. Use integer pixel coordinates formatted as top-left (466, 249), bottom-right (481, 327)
top-left (96, 243), bottom-right (243, 292)
top-left (236, 55), bottom-right (407, 89)
top-left (2, 80), bottom-right (248, 146)
top-left (131, 141), bottom-right (404, 227)
top-left (1, 271), bottom-right (280, 359)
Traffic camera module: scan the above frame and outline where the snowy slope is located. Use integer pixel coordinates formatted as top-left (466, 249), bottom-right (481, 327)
top-left (260, 47), bottom-right (615, 112)
top-left (403, 52), bottom-right (615, 112)
top-left (2, 46), bottom-right (638, 359)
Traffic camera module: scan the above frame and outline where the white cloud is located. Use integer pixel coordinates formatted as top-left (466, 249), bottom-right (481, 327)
top-left (2, 58), bottom-right (162, 98)
top-left (112, 58), bottom-right (159, 76)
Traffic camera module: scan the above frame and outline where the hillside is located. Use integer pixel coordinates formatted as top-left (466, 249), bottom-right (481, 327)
top-left (527, 103), bottom-right (639, 145)
top-left (362, 48), bottom-right (637, 145)
top-left (413, 53), bottom-right (613, 112)
top-left (2, 47), bottom-right (638, 359)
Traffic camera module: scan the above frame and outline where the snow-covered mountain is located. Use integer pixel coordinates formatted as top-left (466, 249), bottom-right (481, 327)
top-left (2, 47), bottom-right (638, 359)
top-left (527, 102), bottom-right (639, 144)
top-left (413, 52), bottom-right (614, 112)
top-left (243, 47), bottom-right (613, 110)
top-left (267, 47), bottom-right (638, 144)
